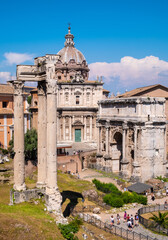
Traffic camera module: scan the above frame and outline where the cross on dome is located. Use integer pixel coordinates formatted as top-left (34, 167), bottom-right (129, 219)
top-left (64, 24), bottom-right (75, 47)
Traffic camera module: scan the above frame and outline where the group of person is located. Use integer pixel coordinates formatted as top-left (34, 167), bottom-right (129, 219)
top-left (110, 211), bottom-right (139, 231)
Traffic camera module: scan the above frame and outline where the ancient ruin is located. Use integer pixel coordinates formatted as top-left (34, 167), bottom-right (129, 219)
top-left (10, 54), bottom-right (65, 221)
top-left (96, 97), bottom-right (168, 182)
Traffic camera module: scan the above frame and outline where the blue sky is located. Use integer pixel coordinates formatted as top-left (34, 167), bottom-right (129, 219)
top-left (1, 0), bottom-right (168, 94)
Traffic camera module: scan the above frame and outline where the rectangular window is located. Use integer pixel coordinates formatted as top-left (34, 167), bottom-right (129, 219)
top-left (2, 102), bottom-right (8, 108)
top-left (76, 96), bottom-right (80, 105)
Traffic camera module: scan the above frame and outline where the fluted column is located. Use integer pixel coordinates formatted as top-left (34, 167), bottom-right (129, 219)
top-left (69, 117), bottom-right (72, 141)
top-left (13, 81), bottom-right (26, 191)
top-left (46, 79), bottom-right (58, 194)
top-left (37, 81), bottom-right (47, 188)
top-left (106, 126), bottom-right (109, 155)
top-left (84, 116), bottom-right (87, 141)
top-left (134, 127), bottom-right (137, 162)
top-left (90, 116), bottom-right (92, 141)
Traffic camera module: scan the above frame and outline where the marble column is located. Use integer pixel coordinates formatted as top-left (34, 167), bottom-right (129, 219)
top-left (69, 117), bottom-right (72, 141)
top-left (134, 127), bottom-right (137, 162)
top-left (84, 116), bottom-right (87, 141)
top-left (37, 81), bottom-right (47, 188)
top-left (105, 126), bottom-right (109, 155)
top-left (46, 79), bottom-right (58, 193)
top-left (13, 81), bottom-right (26, 191)
top-left (99, 126), bottom-right (102, 153)
top-left (90, 116), bottom-right (92, 141)
top-left (122, 129), bottom-right (126, 159)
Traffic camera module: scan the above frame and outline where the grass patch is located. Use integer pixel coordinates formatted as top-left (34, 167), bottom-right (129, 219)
top-left (58, 172), bottom-right (95, 193)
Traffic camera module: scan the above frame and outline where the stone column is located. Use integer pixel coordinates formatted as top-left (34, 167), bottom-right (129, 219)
top-left (13, 81), bottom-right (26, 191)
top-left (90, 116), bottom-right (92, 141)
top-left (69, 117), bottom-right (72, 141)
top-left (37, 81), bottom-right (47, 188)
top-left (99, 126), bottom-right (102, 153)
top-left (84, 116), bottom-right (87, 141)
top-left (63, 116), bottom-right (65, 141)
top-left (134, 127), bottom-right (137, 162)
top-left (45, 62), bottom-right (63, 218)
top-left (122, 129), bottom-right (126, 159)
top-left (46, 79), bottom-right (58, 193)
top-left (105, 126), bottom-right (109, 155)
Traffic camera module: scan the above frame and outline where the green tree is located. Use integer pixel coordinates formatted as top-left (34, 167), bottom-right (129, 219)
top-left (8, 129), bottom-right (37, 164)
top-left (27, 95), bottom-right (32, 105)
top-left (149, 211), bottom-right (168, 228)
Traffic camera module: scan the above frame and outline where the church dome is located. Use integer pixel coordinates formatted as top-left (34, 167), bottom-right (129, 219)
top-left (57, 26), bottom-right (86, 64)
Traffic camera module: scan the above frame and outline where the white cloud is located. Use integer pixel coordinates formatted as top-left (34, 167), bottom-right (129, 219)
top-left (4, 52), bottom-right (34, 65)
top-left (0, 72), bottom-right (11, 83)
top-left (89, 56), bottom-right (168, 87)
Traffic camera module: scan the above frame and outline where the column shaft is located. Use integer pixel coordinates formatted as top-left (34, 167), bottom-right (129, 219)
top-left (37, 82), bottom-right (47, 188)
top-left (90, 116), bottom-right (92, 141)
top-left (106, 127), bottom-right (109, 155)
top-left (46, 79), bottom-right (58, 193)
top-left (13, 81), bottom-right (26, 191)
top-left (122, 129), bottom-right (126, 159)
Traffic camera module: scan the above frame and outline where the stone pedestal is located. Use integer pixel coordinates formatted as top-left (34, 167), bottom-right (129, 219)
top-left (13, 81), bottom-right (26, 191)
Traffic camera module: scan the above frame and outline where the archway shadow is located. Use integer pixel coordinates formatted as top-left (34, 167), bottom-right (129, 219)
top-left (61, 191), bottom-right (84, 217)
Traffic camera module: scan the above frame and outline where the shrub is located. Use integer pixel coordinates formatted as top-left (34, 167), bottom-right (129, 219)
top-left (92, 179), bottom-right (122, 195)
top-left (58, 217), bottom-right (82, 240)
top-left (122, 191), bottom-right (135, 204)
top-left (103, 194), bottom-right (124, 207)
top-left (136, 195), bottom-right (147, 205)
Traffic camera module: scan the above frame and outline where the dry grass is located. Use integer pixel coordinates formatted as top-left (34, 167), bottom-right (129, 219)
top-left (142, 211), bottom-right (168, 220)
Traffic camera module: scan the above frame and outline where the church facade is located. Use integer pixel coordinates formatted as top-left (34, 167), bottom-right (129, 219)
top-left (30, 27), bottom-right (109, 146)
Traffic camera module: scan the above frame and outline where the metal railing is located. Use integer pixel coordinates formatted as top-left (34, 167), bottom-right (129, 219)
top-left (72, 211), bottom-right (160, 240)
top-left (138, 204), bottom-right (168, 236)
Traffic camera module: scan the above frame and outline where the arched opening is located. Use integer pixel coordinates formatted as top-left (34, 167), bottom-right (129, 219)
top-left (111, 132), bottom-right (122, 172)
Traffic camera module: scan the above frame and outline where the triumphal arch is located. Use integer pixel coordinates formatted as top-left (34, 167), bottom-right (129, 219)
top-left (96, 97), bottom-right (168, 182)
top-left (10, 54), bottom-right (64, 219)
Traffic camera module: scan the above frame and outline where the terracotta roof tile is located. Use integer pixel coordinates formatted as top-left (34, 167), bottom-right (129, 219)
top-left (118, 84), bottom-right (168, 98)
top-left (0, 108), bottom-right (13, 114)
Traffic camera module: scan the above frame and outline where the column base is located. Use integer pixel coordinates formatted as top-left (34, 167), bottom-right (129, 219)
top-left (45, 188), bottom-right (68, 224)
top-left (13, 183), bottom-right (26, 191)
top-left (36, 182), bottom-right (46, 189)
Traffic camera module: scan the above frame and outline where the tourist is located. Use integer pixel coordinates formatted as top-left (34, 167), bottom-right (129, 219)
top-left (123, 211), bottom-right (127, 222)
top-left (135, 213), bottom-right (139, 226)
top-left (117, 214), bottom-right (120, 225)
top-left (151, 193), bottom-right (155, 201)
top-left (130, 214), bottom-right (134, 227)
top-left (164, 200), bottom-right (168, 209)
top-left (127, 219), bottom-right (132, 231)
top-left (166, 188), bottom-right (168, 196)
top-left (126, 214), bottom-right (130, 222)
top-left (110, 215), bottom-right (114, 226)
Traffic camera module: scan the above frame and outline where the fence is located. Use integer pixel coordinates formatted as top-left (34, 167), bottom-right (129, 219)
top-left (72, 211), bottom-right (159, 240)
top-left (138, 204), bottom-right (168, 236)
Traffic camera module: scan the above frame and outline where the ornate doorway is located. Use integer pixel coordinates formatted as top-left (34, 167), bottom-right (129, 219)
top-left (75, 129), bottom-right (81, 142)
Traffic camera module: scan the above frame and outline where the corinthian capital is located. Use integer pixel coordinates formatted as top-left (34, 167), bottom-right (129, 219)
top-left (12, 81), bottom-right (24, 96)
top-left (46, 79), bottom-right (57, 95)
top-left (38, 81), bottom-right (46, 96)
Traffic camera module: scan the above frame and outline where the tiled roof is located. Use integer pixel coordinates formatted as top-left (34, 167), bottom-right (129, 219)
top-left (0, 108), bottom-right (13, 114)
top-left (103, 89), bottom-right (110, 93)
top-left (118, 84), bottom-right (168, 98)
top-left (0, 84), bottom-right (35, 95)
top-left (128, 182), bottom-right (153, 194)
